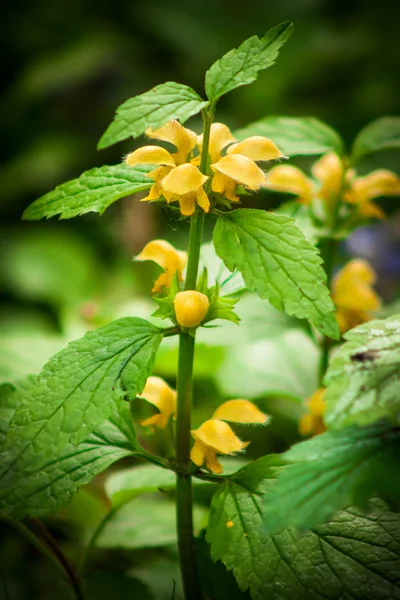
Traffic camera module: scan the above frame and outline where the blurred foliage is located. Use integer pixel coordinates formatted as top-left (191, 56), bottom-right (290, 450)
top-left (1, 1), bottom-right (400, 598)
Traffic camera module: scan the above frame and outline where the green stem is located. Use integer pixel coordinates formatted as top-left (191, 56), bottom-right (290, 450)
top-left (175, 104), bottom-right (214, 600)
top-left (7, 518), bottom-right (85, 600)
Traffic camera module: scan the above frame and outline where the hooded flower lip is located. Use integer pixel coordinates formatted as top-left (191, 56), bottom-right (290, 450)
top-left (344, 169), bottom-right (400, 219)
top-left (212, 399), bottom-right (268, 424)
top-left (135, 239), bottom-right (187, 294)
top-left (190, 400), bottom-right (268, 473)
top-left (332, 259), bottom-right (381, 334)
top-left (137, 376), bottom-right (176, 429)
top-left (210, 132), bottom-right (284, 203)
top-left (299, 388), bottom-right (326, 436)
top-left (268, 151), bottom-right (343, 205)
top-left (125, 120), bottom-right (210, 216)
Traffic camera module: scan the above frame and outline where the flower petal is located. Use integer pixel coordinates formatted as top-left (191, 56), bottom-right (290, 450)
top-left (211, 172), bottom-right (239, 202)
top-left (227, 136), bottom-right (283, 161)
top-left (212, 400), bottom-right (268, 424)
top-left (205, 448), bottom-right (223, 474)
top-left (211, 155), bottom-right (266, 190)
top-left (126, 146), bottom-right (176, 167)
top-left (191, 419), bottom-right (247, 454)
top-left (135, 239), bottom-right (187, 292)
top-left (137, 376), bottom-right (176, 429)
top-left (267, 165), bottom-right (313, 203)
top-left (161, 164), bottom-right (208, 195)
top-left (312, 152), bottom-right (343, 203)
top-left (190, 439), bottom-right (206, 466)
top-left (195, 187), bottom-right (210, 213)
top-left (146, 120), bottom-right (197, 166)
top-left (198, 123), bottom-right (236, 163)
top-left (332, 259), bottom-right (381, 313)
top-left (351, 169), bottom-right (400, 203)
top-left (178, 193), bottom-right (196, 216)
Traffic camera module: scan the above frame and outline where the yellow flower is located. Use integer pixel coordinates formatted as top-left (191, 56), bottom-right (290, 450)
top-left (174, 291), bottom-right (210, 328)
top-left (210, 130), bottom-right (284, 202)
top-left (332, 259), bottom-right (381, 334)
top-left (299, 388), bottom-right (326, 436)
top-left (137, 376), bottom-right (176, 429)
top-left (343, 169), bottom-right (400, 219)
top-left (125, 120), bottom-right (210, 216)
top-left (136, 239), bottom-right (187, 294)
top-left (190, 399), bottom-right (268, 473)
top-left (268, 152), bottom-right (343, 205)
top-left (268, 152), bottom-right (400, 218)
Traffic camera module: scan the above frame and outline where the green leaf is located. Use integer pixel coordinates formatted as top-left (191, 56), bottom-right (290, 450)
top-left (205, 22), bottom-right (293, 102)
top-left (234, 116), bottom-right (344, 156)
top-left (22, 164), bottom-right (153, 220)
top-left (216, 328), bottom-right (319, 400)
top-left (213, 209), bottom-right (339, 339)
top-left (105, 463), bottom-right (177, 507)
top-left (96, 495), bottom-right (207, 550)
top-left (0, 400), bottom-right (137, 519)
top-left (207, 456), bottom-right (400, 599)
top-left (0, 318), bottom-right (163, 518)
top-left (352, 117), bottom-right (400, 161)
top-left (0, 377), bottom-right (36, 444)
top-left (263, 422), bottom-right (400, 533)
top-left (98, 82), bottom-right (208, 149)
top-left (325, 315), bottom-right (400, 428)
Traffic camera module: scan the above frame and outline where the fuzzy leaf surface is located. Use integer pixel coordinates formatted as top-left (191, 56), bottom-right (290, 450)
top-left (0, 318), bottom-right (162, 518)
top-left (263, 422), bottom-right (400, 533)
top-left (352, 117), bottom-right (400, 160)
top-left (98, 82), bottom-right (208, 148)
top-left (213, 209), bottom-right (339, 339)
top-left (324, 315), bottom-right (400, 428)
top-left (0, 401), bottom-right (136, 520)
top-left (22, 164), bottom-right (153, 220)
top-left (207, 456), bottom-right (400, 599)
top-left (235, 116), bottom-right (343, 156)
top-left (205, 22), bottom-right (293, 101)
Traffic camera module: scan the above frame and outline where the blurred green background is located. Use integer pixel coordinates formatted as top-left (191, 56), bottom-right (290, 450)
top-left (1, 1), bottom-right (400, 598)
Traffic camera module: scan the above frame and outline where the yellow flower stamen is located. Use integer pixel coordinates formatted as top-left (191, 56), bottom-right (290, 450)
top-left (136, 239), bottom-right (187, 294)
top-left (137, 376), bottom-right (176, 429)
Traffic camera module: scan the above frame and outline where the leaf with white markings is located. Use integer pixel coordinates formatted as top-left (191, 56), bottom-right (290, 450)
top-left (22, 164), bottom-right (153, 220)
top-left (235, 116), bottom-right (344, 156)
top-left (325, 315), bottom-right (400, 428)
top-left (205, 22), bottom-right (293, 102)
top-left (213, 209), bottom-right (339, 339)
top-left (98, 82), bottom-right (208, 149)
top-left (207, 455), bottom-right (400, 600)
top-left (263, 422), bottom-right (400, 533)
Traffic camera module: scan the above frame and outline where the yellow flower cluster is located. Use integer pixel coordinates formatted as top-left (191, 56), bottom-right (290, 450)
top-left (126, 120), bottom-right (283, 216)
top-left (332, 259), bottom-right (381, 334)
top-left (267, 152), bottom-right (400, 218)
top-left (190, 399), bottom-right (269, 474)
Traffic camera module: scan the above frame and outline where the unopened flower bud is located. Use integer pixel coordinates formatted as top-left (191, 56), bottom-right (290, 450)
top-left (174, 291), bottom-right (209, 328)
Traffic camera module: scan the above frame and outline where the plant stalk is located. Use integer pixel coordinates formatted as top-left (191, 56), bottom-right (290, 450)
top-left (175, 105), bottom-right (214, 600)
